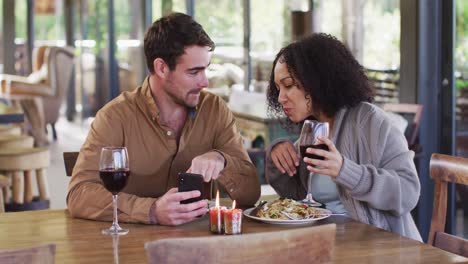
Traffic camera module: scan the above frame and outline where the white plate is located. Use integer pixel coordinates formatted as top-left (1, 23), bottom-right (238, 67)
top-left (243, 207), bottom-right (332, 225)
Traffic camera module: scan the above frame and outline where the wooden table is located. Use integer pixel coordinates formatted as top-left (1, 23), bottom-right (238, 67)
top-left (0, 103), bottom-right (23, 124)
top-left (0, 209), bottom-right (466, 263)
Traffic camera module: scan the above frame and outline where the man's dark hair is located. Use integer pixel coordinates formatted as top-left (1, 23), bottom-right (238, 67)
top-left (267, 33), bottom-right (374, 128)
top-left (144, 12), bottom-right (215, 73)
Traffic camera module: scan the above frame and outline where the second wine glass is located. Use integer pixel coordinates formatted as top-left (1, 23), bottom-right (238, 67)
top-left (298, 120), bottom-right (329, 206)
top-left (99, 147), bottom-right (130, 235)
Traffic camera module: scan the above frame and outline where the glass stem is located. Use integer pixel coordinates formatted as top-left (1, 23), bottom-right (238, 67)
top-left (112, 194), bottom-right (119, 229)
top-left (112, 234), bottom-right (120, 264)
top-left (307, 172), bottom-right (313, 195)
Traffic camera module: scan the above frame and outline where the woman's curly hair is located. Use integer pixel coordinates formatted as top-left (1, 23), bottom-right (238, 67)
top-left (267, 33), bottom-right (374, 130)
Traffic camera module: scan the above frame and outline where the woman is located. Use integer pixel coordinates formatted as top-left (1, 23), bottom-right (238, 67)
top-left (266, 33), bottom-right (422, 241)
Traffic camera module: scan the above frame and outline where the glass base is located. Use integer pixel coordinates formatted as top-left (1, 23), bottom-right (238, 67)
top-left (102, 225), bottom-right (129, 235)
top-left (301, 194), bottom-right (322, 207)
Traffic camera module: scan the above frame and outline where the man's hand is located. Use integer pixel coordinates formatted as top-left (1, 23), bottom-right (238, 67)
top-left (153, 188), bottom-right (208, 226)
top-left (187, 151), bottom-right (225, 182)
top-left (270, 141), bottom-right (300, 176)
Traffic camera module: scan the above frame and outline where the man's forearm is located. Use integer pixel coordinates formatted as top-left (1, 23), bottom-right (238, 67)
top-left (68, 182), bottom-right (157, 224)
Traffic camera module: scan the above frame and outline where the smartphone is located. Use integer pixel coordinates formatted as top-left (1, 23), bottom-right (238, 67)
top-left (178, 172), bottom-right (204, 204)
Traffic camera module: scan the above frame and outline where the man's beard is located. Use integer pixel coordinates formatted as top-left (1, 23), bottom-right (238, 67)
top-left (165, 81), bottom-right (199, 108)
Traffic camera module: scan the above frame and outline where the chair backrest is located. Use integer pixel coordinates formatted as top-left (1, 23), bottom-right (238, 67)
top-left (382, 103), bottom-right (423, 152)
top-left (366, 68), bottom-right (399, 104)
top-left (0, 244), bottom-right (55, 264)
top-left (428, 153), bottom-right (468, 257)
top-left (456, 86), bottom-right (468, 122)
top-left (32, 46), bottom-right (49, 73)
top-left (145, 224), bottom-right (336, 264)
top-left (247, 148), bottom-right (266, 183)
top-left (40, 45), bottom-right (75, 125)
top-left (63, 151), bottom-right (79, 177)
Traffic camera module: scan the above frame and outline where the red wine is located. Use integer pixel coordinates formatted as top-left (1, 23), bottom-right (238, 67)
top-left (300, 144), bottom-right (329, 160)
top-left (99, 169), bottom-right (130, 195)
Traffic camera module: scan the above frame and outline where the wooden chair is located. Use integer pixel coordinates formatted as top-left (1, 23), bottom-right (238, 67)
top-left (0, 134), bottom-right (34, 149)
top-left (247, 148), bottom-right (266, 184)
top-left (63, 151), bottom-right (79, 177)
top-left (0, 46), bottom-right (75, 142)
top-left (428, 153), bottom-right (468, 257)
top-left (0, 135), bottom-right (35, 212)
top-left (0, 147), bottom-right (50, 208)
top-left (0, 244), bottom-right (55, 264)
top-left (0, 124), bottom-right (22, 136)
top-left (0, 174), bottom-right (11, 213)
top-left (145, 224), bottom-right (336, 264)
top-left (456, 86), bottom-right (468, 122)
top-left (382, 103), bottom-right (423, 153)
top-left (247, 148), bottom-right (266, 161)
top-left (366, 68), bottom-right (399, 104)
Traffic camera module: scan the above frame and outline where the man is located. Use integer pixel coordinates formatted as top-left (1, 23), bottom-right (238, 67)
top-left (67, 13), bottom-right (260, 226)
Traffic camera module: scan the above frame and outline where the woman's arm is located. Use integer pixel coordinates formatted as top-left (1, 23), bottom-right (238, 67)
top-left (335, 111), bottom-right (420, 216)
top-left (265, 139), bottom-right (308, 200)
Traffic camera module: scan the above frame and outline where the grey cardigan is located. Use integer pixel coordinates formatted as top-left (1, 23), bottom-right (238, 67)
top-left (266, 102), bottom-right (422, 241)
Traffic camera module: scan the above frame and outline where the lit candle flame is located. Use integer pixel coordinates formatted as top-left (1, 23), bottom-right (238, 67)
top-left (232, 200), bottom-right (236, 209)
top-left (215, 190), bottom-right (220, 208)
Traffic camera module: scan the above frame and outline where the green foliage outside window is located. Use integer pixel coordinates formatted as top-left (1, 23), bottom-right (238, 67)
top-left (3, 0), bottom-right (467, 84)
top-left (456, 0), bottom-right (468, 91)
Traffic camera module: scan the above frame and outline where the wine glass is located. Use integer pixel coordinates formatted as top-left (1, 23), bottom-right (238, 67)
top-left (99, 147), bottom-right (130, 235)
top-left (298, 120), bottom-right (329, 206)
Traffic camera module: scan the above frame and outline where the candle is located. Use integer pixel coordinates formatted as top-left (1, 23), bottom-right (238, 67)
top-left (224, 200), bottom-right (242, 235)
top-left (209, 191), bottom-right (226, 234)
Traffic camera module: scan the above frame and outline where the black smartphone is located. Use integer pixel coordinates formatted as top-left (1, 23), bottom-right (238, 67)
top-left (178, 172), bottom-right (204, 204)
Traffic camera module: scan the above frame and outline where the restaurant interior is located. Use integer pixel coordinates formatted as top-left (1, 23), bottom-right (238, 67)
top-left (0, 0), bottom-right (467, 262)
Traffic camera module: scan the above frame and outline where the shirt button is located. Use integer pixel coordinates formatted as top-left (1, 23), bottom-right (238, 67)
top-left (167, 131), bottom-right (172, 136)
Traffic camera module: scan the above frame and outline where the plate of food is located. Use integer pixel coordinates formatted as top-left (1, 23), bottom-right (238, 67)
top-left (243, 198), bottom-right (332, 225)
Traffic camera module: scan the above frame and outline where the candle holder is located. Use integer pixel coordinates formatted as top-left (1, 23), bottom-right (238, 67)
top-left (224, 208), bottom-right (242, 235)
top-left (209, 206), bottom-right (226, 234)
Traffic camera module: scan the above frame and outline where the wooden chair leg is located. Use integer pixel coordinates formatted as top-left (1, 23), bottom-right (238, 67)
top-left (2, 186), bottom-right (7, 205)
top-left (23, 170), bottom-right (33, 203)
top-left (2, 172), bottom-right (11, 204)
top-left (36, 168), bottom-right (49, 201)
top-left (51, 123), bottom-right (57, 141)
top-left (12, 171), bottom-right (24, 204)
top-left (0, 174), bottom-right (8, 213)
